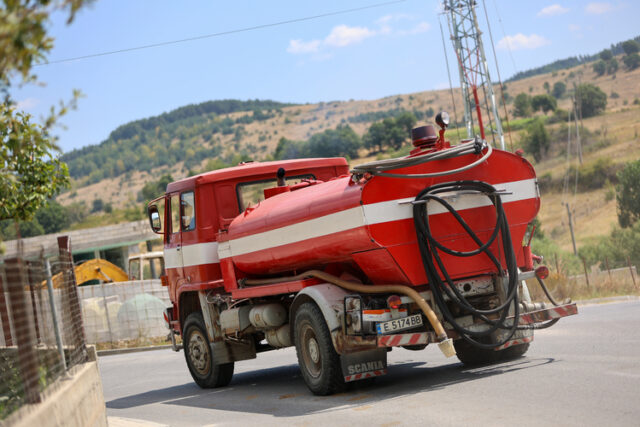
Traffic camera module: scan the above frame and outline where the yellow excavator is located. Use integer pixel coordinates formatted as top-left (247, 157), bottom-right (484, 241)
top-left (50, 259), bottom-right (129, 288)
top-left (48, 252), bottom-right (165, 288)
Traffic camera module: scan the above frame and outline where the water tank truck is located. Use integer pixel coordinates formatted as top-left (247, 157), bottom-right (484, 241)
top-left (147, 112), bottom-right (577, 395)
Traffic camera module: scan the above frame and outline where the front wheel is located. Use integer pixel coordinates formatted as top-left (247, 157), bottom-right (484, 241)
top-left (183, 312), bottom-right (234, 388)
top-left (294, 303), bottom-right (345, 395)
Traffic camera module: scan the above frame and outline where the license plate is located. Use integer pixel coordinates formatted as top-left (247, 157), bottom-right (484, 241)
top-left (376, 314), bottom-right (423, 334)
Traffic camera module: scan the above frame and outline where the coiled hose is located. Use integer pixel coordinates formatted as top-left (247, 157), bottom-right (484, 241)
top-left (413, 181), bottom-right (523, 349)
top-left (351, 137), bottom-right (491, 179)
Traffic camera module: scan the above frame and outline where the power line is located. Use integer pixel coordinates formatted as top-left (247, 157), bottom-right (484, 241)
top-left (36, 0), bottom-right (406, 66)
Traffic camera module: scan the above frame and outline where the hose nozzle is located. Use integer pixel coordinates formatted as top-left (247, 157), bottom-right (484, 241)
top-left (438, 338), bottom-right (456, 358)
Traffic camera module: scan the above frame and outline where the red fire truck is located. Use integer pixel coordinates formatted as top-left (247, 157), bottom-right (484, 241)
top-left (147, 113), bottom-right (577, 395)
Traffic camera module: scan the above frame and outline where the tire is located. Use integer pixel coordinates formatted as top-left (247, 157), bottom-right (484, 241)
top-left (455, 338), bottom-right (530, 366)
top-left (183, 312), bottom-right (234, 388)
top-left (293, 302), bottom-right (345, 395)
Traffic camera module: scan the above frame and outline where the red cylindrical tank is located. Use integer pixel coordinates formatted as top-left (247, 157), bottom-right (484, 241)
top-left (223, 149), bottom-right (539, 286)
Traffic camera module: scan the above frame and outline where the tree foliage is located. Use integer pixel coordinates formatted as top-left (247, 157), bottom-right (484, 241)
top-left (575, 83), bottom-right (607, 118)
top-left (0, 0), bottom-right (90, 248)
top-left (308, 124), bottom-right (361, 158)
top-left (521, 118), bottom-right (549, 161)
top-left (622, 40), bottom-right (640, 55)
top-left (552, 81), bottom-right (566, 99)
top-left (363, 112), bottom-right (416, 152)
top-left (531, 94), bottom-right (557, 114)
top-left (599, 49), bottom-right (613, 61)
top-left (139, 174), bottom-right (174, 202)
top-left (592, 60), bottom-right (606, 76)
top-left (623, 53), bottom-right (640, 70)
top-left (0, 105), bottom-right (70, 221)
top-left (513, 93), bottom-right (532, 117)
top-left (617, 160), bottom-right (640, 228)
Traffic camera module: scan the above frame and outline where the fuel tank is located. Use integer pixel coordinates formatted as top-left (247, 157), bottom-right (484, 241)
top-left (222, 148), bottom-right (539, 286)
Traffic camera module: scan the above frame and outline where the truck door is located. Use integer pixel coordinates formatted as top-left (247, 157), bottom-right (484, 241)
top-left (165, 193), bottom-right (184, 288)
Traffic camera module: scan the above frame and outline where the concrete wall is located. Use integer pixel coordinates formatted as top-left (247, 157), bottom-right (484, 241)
top-left (5, 347), bottom-right (107, 427)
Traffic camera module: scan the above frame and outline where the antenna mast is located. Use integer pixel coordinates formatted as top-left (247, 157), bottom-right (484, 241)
top-left (443, 0), bottom-right (505, 150)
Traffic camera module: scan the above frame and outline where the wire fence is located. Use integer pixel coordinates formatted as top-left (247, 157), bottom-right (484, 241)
top-left (0, 236), bottom-right (87, 420)
top-left (78, 279), bottom-right (170, 348)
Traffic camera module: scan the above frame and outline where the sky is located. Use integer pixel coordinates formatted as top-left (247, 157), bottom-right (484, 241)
top-left (11, 0), bottom-right (640, 154)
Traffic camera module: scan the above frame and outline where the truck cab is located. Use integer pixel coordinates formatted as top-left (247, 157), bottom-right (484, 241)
top-left (147, 158), bottom-right (349, 332)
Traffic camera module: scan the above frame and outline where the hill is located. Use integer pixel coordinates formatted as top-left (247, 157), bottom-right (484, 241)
top-left (49, 42), bottom-right (640, 259)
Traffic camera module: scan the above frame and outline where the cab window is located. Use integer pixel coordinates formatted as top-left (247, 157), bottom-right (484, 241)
top-left (236, 174), bottom-right (314, 212)
top-left (181, 191), bottom-right (196, 231)
top-left (170, 195), bottom-right (180, 234)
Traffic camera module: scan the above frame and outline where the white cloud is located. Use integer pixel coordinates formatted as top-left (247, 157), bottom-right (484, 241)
top-left (287, 39), bottom-right (321, 54)
top-left (398, 21), bottom-right (431, 36)
top-left (497, 33), bottom-right (551, 51)
top-left (568, 24), bottom-right (581, 31)
top-left (585, 2), bottom-right (612, 14)
top-left (537, 4), bottom-right (569, 17)
top-left (16, 97), bottom-right (39, 111)
top-left (287, 16), bottom-right (431, 56)
top-left (324, 25), bottom-right (375, 47)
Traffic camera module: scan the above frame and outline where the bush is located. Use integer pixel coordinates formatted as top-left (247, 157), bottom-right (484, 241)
top-left (552, 81), bottom-right (566, 99)
top-left (513, 93), bottom-right (532, 117)
top-left (593, 60), bottom-right (606, 76)
top-left (521, 118), bottom-right (549, 161)
top-left (617, 160), bottom-right (640, 227)
top-left (623, 53), bottom-right (640, 70)
top-left (575, 83), bottom-right (607, 118)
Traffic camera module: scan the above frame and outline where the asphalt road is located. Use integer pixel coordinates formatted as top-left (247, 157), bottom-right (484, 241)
top-left (100, 300), bottom-right (640, 427)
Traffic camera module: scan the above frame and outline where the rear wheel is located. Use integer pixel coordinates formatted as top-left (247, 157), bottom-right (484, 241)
top-left (455, 338), bottom-right (530, 366)
top-left (183, 312), bottom-right (234, 388)
top-left (294, 303), bottom-right (345, 395)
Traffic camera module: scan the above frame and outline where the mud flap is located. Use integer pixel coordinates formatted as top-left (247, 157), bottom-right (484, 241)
top-left (340, 348), bottom-right (388, 382)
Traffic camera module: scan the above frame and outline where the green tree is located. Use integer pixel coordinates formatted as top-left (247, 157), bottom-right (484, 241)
top-left (363, 122), bottom-right (387, 152)
top-left (139, 174), bottom-right (174, 202)
top-left (607, 57), bottom-right (619, 74)
top-left (274, 137), bottom-right (308, 160)
top-left (600, 49), bottom-right (613, 61)
top-left (2, 219), bottom-right (45, 239)
top-left (0, 0), bottom-right (90, 248)
top-left (592, 60), bottom-right (606, 76)
top-left (513, 93), bottom-right (532, 117)
top-left (92, 198), bottom-right (104, 213)
top-left (622, 40), bottom-right (640, 55)
top-left (531, 94), bottom-right (557, 114)
top-left (623, 53), bottom-right (640, 70)
top-left (575, 83), bottom-right (607, 118)
top-left (307, 125), bottom-right (361, 159)
top-left (617, 160), bottom-right (640, 228)
top-left (543, 81), bottom-right (550, 93)
top-left (521, 118), bottom-right (549, 161)
top-left (394, 111), bottom-right (417, 136)
top-left (552, 81), bottom-right (566, 99)
top-left (35, 200), bottom-right (70, 234)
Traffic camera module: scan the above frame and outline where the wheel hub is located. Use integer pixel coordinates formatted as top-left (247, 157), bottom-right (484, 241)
top-left (308, 338), bottom-right (320, 363)
top-left (188, 330), bottom-right (210, 375)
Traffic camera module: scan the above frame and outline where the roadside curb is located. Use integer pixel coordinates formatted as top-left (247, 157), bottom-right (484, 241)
top-left (97, 344), bottom-right (176, 357)
top-left (108, 416), bottom-right (168, 427)
top-left (575, 295), bottom-right (639, 306)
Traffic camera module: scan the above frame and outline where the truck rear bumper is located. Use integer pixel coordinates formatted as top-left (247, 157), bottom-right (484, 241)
top-left (376, 302), bottom-right (578, 350)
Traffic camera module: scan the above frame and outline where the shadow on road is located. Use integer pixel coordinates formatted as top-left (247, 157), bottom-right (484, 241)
top-left (106, 356), bottom-right (555, 417)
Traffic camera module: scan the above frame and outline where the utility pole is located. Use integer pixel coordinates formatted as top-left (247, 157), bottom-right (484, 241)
top-left (443, 0), bottom-right (505, 150)
top-left (566, 203), bottom-right (577, 255)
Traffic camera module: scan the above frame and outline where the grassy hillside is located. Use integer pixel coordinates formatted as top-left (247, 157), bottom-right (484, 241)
top-left (55, 51), bottom-right (640, 257)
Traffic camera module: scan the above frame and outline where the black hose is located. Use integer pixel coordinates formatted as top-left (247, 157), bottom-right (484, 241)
top-left (413, 180), bottom-right (521, 349)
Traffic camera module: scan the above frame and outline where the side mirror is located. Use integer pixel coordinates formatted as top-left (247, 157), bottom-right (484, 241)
top-left (148, 205), bottom-right (163, 234)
